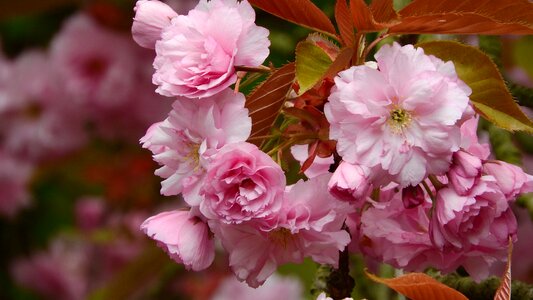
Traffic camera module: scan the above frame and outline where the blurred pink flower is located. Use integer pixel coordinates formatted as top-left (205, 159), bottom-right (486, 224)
top-left (0, 151), bottom-right (32, 218)
top-left (483, 160), bottom-right (533, 201)
top-left (11, 238), bottom-right (89, 300)
top-left (328, 161), bottom-right (372, 203)
top-left (132, 0), bottom-right (178, 49)
top-left (152, 0), bottom-right (270, 98)
top-left (211, 175), bottom-right (351, 287)
top-left (200, 142), bottom-right (285, 225)
top-left (141, 210), bottom-right (215, 271)
top-left (210, 273), bottom-right (303, 300)
top-left (51, 14), bottom-right (139, 108)
top-left (0, 51), bottom-right (86, 161)
top-left (290, 144), bottom-right (333, 178)
top-left (325, 43), bottom-right (472, 187)
top-left (141, 89), bottom-right (251, 205)
top-left (75, 197), bottom-right (105, 231)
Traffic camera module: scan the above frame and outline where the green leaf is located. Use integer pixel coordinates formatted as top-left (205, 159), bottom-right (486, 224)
top-left (295, 40), bottom-right (333, 95)
top-left (418, 41), bottom-right (533, 133)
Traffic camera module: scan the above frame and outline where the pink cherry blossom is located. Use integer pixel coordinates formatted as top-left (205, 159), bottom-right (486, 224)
top-left (328, 161), bottom-right (372, 203)
top-left (325, 43), bottom-right (472, 187)
top-left (141, 210), bottom-right (215, 271)
top-left (210, 174), bottom-right (351, 287)
top-left (0, 50), bottom-right (86, 161)
top-left (200, 142), bottom-right (285, 225)
top-left (0, 151), bottom-right (32, 218)
top-left (290, 144), bottom-right (333, 178)
top-left (211, 273), bottom-right (303, 300)
top-left (132, 0), bottom-right (178, 49)
top-left (459, 116), bottom-right (490, 160)
top-left (430, 176), bottom-right (517, 279)
top-left (483, 161), bottom-right (533, 201)
top-left (141, 89), bottom-right (251, 205)
top-left (152, 0), bottom-right (270, 98)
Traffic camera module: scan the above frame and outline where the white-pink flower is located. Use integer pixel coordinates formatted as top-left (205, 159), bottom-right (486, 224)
top-left (200, 142), bottom-right (285, 225)
top-left (141, 210), bottom-right (215, 271)
top-left (141, 89), bottom-right (251, 205)
top-left (152, 0), bottom-right (270, 98)
top-left (325, 43), bottom-right (472, 187)
top-left (210, 174), bottom-right (351, 287)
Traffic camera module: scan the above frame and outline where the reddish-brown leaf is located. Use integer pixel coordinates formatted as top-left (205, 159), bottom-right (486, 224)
top-left (369, 0), bottom-right (399, 24)
top-left (335, 0), bottom-right (355, 46)
top-left (391, 0), bottom-right (533, 35)
top-left (365, 271), bottom-right (468, 300)
top-left (494, 238), bottom-right (513, 300)
top-left (350, 0), bottom-right (400, 32)
top-left (248, 0), bottom-right (336, 36)
top-left (324, 47), bottom-right (354, 80)
top-left (246, 63), bottom-right (296, 146)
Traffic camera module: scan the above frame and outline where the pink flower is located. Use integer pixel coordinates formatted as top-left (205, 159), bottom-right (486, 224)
top-left (290, 144), bottom-right (333, 178)
top-left (141, 89), bottom-right (251, 205)
top-left (0, 51), bottom-right (86, 161)
top-left (141, 210), bottom-right (215, 271)
top-left (460, 116), bottom-right (490, 160)
top-left (328, 161), bottom-right (372, 203)
top-left (359, 190), bottom-right (444, 272)
top-left (210, 174), bottom-right (351, 287)
top-left (401, 185), bottom-right (426, 209)
top-left (483, 161), bottom-right (533, 201)
top-left (211, 273), bottom-right (303, 300)
top-left (11, 238), bottom-right (89, 300)
top-left (51, 14), bottom-right (140, 108)
top-left (447, 150), bottom-right (483, 196)
top-left (430, 176), bottom-right (517, 280)
top-left (75, 197), bottom-right (105, 231)
top-left (200, 142), bottom-right (285, 224)
top-left (152, 0), bottom-right (270, 98)
top-left (0, 151), bottom-right (32, 218)
top-left (325, 43), bottom-right (472, 187)
top-left (132, 0), bottom-right (178, 49)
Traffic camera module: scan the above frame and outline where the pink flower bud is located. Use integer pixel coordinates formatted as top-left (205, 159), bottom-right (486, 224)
top-left (402, 185), bottom-right (425, 209)
top-left (483, 160), bottom-right (533, 201)
top-left (447, 150), bottom-right (482, 196)
top-left (132, 0), bottom-right (177, 49)
top-left (328, 161), bottom-right (371, 202)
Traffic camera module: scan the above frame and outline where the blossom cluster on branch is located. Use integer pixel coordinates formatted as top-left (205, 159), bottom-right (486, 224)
top-left (132, 0), bottom-right (533, 297)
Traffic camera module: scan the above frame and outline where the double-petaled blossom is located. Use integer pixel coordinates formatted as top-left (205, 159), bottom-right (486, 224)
top-left (200, 142), bottom-right (285, 225)
top-left (141, 89), bottom-right (251, 205)
top-left (210, 174), bottom-right (351, 287)
top-left (148, 0), bottom-right (270, 98)
top-left (325, 43), bottom-right (472, 187)
top-left (141, 210), bottom-right (215, 271)
top-left (430, 176), bottom-right (518, 280)
top-left (483, 161), bottom-right (533, 201)
top-left (211, 274), bottom-right (303, 300)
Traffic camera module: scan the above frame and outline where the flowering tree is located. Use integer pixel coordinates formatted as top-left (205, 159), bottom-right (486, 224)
top-left (129, 0), bottom-right (533, 298)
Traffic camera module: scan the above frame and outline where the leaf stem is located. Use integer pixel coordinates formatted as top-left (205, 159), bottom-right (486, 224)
top-left (361, 33), bottom-right (390, 62)
top-left (234, 65), bottom-right (272, 73)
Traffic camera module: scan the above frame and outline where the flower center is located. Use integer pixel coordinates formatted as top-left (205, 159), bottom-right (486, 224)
top-left (269, 228), bottom-right (293, 248)
top-left (389, 108), bottom-right (412, 133)
top-left (185, 143), bottom-right (201, 167)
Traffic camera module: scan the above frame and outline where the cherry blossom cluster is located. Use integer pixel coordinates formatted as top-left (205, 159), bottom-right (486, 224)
top-left (132, 0), bottom-right (533, 291)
